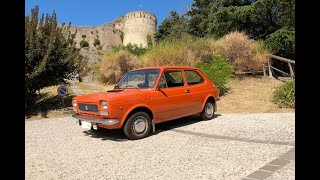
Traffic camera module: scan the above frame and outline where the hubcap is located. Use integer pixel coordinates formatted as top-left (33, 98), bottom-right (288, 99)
top-left (205, 103), bottom-right (214, 117)
top-left (132, 116), bottom-right (147, 134)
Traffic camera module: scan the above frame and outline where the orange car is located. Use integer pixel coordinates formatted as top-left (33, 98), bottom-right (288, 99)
top-left (72, 66), bottom-right (219, 140)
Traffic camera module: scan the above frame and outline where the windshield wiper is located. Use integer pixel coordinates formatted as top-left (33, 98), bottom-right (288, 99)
top-left (123, 85), bottom-right (139, 89)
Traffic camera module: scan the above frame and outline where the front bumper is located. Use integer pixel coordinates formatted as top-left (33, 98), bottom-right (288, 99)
top-left (71, 114), bottom-right (119, 125)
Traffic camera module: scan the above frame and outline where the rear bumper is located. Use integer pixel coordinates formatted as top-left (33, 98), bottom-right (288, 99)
top-left (71, 114), bottom-right (119, 125)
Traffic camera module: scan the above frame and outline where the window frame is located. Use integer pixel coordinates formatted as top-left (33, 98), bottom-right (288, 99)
top-left (183, 70), bottom-right (205, 86)
top-left (158, 69), bottom-right (186, 89)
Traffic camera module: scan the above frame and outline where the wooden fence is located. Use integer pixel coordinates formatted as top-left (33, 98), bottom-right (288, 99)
top-left (263, 55), bottom-right (295, 80)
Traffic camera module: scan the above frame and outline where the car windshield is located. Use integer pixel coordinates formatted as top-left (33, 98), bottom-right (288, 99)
top-left (115, 69), bottom-right (160, 89)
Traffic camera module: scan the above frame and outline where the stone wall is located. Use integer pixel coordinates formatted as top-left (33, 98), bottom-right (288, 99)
top-left (122, 11), bottom-right (157, 47)
top-left (68, 23), bottom-right (122, 50)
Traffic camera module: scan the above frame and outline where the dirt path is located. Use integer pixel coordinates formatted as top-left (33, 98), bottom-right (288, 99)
top-left (217, 77), bottom-right (294, 114)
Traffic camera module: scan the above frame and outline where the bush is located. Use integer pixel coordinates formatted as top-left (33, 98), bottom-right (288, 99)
top-left (93, 38), bottom-right (101, 47)
top-left (99, 50), bottom-right (140, 84)
top-left (265, 27), bottom-right (295, 59)
top-left (197, 54), bottom-right (234, 95)
top-left (113, 43), bottom-right (148, 56)
top-left (80, 40), bottom-right (89, 48)
top-left (214, 31), bottom-right (269, 72)
top-left (273, 81), bottom-right (295, 108)
top-left (141, 35), bottom-right (214, 67)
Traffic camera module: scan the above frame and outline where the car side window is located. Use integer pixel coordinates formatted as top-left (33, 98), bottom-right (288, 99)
top-left (184, 70), bottom-right (204, 85)
top-left (163, 70), bottom-right (184, 88)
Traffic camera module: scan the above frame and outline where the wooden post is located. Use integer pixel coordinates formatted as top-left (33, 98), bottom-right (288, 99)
top-left (288, 62), bottom-right (294, 80)
top-left (263, 65), bottom-right (266, 77)
top-left (268, 59), bottom-right (273, 77)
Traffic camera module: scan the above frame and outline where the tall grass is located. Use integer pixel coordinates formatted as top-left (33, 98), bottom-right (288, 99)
top-left (141, 36), bottom-right (214, 67)
top-left (97, 32), bottom-right (270, 91)
top-left (273, 81), bottom-right (295, 108)
top-left (99, 50), bottom-right (140, 84)
top-left (214, 31), bottom-right (269, 72)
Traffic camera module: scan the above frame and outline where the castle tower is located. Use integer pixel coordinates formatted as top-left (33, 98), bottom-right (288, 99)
top-left (122, 11), bottom-right (157, 47)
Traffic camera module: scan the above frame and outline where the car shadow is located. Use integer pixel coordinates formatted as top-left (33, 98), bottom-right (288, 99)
top-left (154, 114), bottom-right (221, 135)
top-left (82, 113), bottom-right (222, 141)
top-left (82, 129), bottom-right (128, 142)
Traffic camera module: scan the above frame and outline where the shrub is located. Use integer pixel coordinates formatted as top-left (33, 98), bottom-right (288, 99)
top-left (214, 31), bottom-right (269, 72)
top-left (265, 27), bottom-right (295, 59)
top-left (141, 35), bottom-right (214, 67)
top-left (273, 81), bottom-right (295, 108)
top-left (113, 43), bottom-right (147, 56)
top-left (94, 38), bottom-right (101, 47)
top-left (197, 54), bottom-right (234, 95)
top-left (99, 50), bottom-right (140, 84)
top-left (80, 40), bottom-right (89, 48)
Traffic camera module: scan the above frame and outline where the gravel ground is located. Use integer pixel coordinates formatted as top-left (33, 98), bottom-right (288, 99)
top-left (25, 112), bottom-right (295, 180)
top-left (173, 113), bottom-right (295, 143)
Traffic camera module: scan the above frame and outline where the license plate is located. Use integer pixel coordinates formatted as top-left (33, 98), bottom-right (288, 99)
top-left (81, 121), bottom-right (92, 130)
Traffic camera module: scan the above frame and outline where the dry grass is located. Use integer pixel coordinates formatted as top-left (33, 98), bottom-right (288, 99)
top-left (141, 36), bottom-right (214, 67)
top-left (99, 50), bottom-right (140, 84)
top-left (214, 31), bottom-right (269, 72)
top-left (26, 85), bottom-right (74, 120)
top-left (217, 77), bottom-right (294, 114)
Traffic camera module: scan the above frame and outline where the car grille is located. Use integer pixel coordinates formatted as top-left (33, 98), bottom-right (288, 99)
top-left (78, 103), bottom-right (98, 112)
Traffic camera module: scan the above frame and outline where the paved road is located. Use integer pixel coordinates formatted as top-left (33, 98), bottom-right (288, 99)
top-left (25, 113), bottom-right (295, 180)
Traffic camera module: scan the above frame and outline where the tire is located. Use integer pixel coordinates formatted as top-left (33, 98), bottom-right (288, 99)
top-left (123, 112), bottom-right (151, 140)
top-left (200, 100), bottom-right (215, 120)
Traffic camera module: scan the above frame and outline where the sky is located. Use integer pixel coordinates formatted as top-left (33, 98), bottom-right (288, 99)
top-left (25, 0), bottom-right (194, 27)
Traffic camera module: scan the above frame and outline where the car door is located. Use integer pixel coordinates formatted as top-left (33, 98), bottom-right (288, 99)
top-left (151, 70), bottom-right (191, 122)
top-left (183, 70), bottom-right (207, 114)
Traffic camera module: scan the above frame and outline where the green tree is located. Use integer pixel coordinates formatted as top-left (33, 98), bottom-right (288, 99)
top-left (185, 0), bottom-right (295, 58)
top-left (25, 6), bottom-right (85, 110)
top-left (265, 27), bottom-right (295, 59)
top-left (155, 11), bottom-right (189, 42)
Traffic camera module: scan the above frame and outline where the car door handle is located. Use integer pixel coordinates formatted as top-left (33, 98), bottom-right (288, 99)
top-left (185, 89), bottom-right (190, 93)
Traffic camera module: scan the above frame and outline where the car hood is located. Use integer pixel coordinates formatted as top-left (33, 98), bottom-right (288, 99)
top-left (74, 89), bottom-right (151, 105)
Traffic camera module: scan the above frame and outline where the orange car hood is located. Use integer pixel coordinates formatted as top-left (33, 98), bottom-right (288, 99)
top-left (74, 89), bottom-right (151, 105)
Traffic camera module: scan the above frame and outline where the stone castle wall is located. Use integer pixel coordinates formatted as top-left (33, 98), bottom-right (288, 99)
top-left (68, 23), bottom-right (122, 50)
top-left (68, 11), bottom-right (157, 49)
top-left (122, 11), bottom-right (157, 47)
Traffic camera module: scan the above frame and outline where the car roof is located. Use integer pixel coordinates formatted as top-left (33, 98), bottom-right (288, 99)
top-left (132, 66), bottom-right (199, 71)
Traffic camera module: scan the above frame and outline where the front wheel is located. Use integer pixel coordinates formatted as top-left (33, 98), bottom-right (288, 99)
top-left (123, 112), bottom-right (151, 140)
top-left (200, 101), bottom-right (215, 120)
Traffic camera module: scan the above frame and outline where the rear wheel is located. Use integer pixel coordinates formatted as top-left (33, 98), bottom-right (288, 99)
top-left (123, 112), bottom-right (151, 140)
top-left (200, 100), bottom-right (215, 120)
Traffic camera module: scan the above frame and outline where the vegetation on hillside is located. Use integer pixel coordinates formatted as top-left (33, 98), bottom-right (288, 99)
top-left (99, 32), bottom-right (267, 95)
top-left (99, 50), bottom-right (140, 84)
top-left (157, 0), bottom-right (295, 59)
top-left (25, 6), bottom-right (87, 112)
top-left (273, 80), bottom-right (295, 108)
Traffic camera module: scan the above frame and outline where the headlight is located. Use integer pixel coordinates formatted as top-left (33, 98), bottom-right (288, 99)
top-left (72, 100), bottom-right (77, 107)
top-left (101, 101), bottom-right (108, 110)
